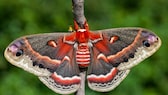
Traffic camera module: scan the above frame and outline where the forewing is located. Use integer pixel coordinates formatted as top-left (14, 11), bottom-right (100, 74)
top-left (93, 28), bottom-right (161, 70)
top-left (5, 33), bottom-right (66, 76)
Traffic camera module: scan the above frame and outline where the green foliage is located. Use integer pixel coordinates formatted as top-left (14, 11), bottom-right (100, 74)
top-left (0, 0), bottom-right (168, 95)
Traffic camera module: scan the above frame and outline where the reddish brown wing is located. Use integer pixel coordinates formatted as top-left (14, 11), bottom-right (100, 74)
top-left (87, 28), bottom-right (161, 92)
top-left (4, 33), bottom-right (81, 94)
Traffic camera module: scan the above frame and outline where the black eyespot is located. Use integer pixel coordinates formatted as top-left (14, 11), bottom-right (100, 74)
top-left (113, 62), bottom-right (120, 67)
top-left (129, 53), bottom-right (134, 58)
top-left (16, 49), bottom-right (23, 56)
top-left (143, 40), bottom-right (150, 47)
top-left (33, 61), bottom-right (37, 66)
top-left (39, 64), bottom-right (44, 68)
top-left (123, 57), bottom-right (128, 62)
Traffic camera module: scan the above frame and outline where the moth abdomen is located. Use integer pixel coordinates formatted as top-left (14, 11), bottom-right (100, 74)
top-left (76, 43), bottom-right (91, 68)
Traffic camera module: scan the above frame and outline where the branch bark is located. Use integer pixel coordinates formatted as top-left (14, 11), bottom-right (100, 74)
top-left (72, 0), bottom-right (86, 95)
top-left (75, 71), bottom-right (86, 95)
top-left (72, 0), bottom-right (86, 28)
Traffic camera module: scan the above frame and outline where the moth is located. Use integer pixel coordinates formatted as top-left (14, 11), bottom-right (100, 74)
top-left (4, 21), bottom-right (161, 94)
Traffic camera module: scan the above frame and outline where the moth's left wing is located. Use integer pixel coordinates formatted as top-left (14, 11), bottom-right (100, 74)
top-left (4, 33), bottom-right (81, 94)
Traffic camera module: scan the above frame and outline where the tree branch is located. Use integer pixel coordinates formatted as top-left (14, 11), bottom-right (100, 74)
top-left (72, 0), bottom-right (86, 28)
top-left (75, 71), bottom-right (86, 95)
top-left (72, 0), bottom-right (86, 95)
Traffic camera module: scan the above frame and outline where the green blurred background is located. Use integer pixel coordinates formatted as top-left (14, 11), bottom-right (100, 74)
top-left (0, 0), bottom-right (168, 95)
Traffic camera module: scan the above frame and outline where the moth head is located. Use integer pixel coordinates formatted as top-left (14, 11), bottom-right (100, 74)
top-left (76, 29), bottom-right (89, 43)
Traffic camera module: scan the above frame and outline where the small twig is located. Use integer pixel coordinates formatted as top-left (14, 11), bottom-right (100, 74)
top-left (72, 0), bottom-right (86, 95)
top-left (75, 71), bottom-right (86, 95)
top-left (72, 0), bottom-right (86, 28)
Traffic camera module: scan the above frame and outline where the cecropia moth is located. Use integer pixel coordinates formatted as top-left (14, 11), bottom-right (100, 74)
top-left (4, 21), bottom-right (161, 94)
